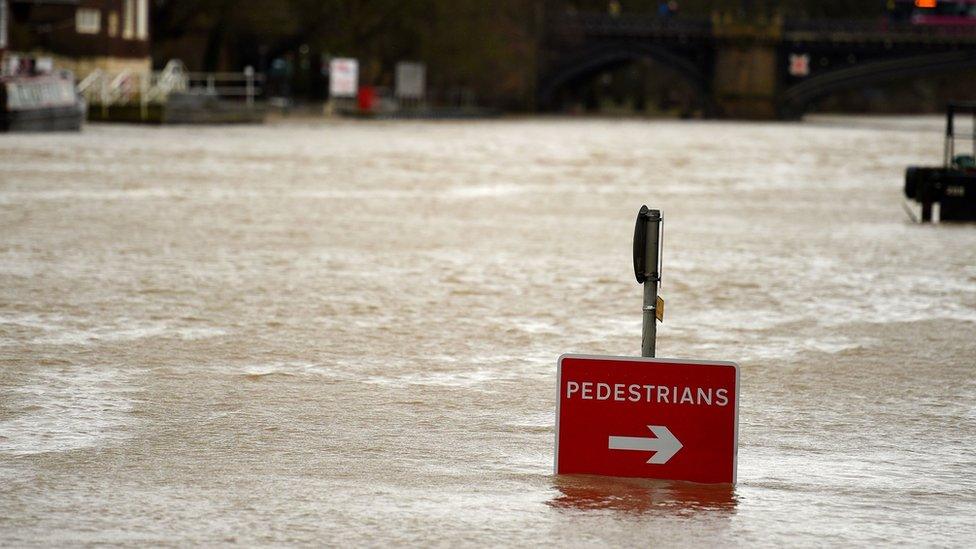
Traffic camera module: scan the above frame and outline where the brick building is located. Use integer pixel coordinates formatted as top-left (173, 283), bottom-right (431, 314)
top-left (1, 0), bottom-right (150, 77)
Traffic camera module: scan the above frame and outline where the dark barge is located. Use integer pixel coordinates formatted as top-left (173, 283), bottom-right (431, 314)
top-left (905, 102), bottom-right (976, 222)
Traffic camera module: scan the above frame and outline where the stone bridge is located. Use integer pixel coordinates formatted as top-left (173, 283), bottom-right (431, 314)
top-left (537, 13), bottom-right (976, 118)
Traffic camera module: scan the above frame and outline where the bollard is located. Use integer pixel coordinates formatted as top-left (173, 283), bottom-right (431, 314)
top-left (633, 206), bottom-right (662, 357)
top-left (244, 66), bottom-right (255, 108)
top-left (140, 72), bottom-right (149, 122)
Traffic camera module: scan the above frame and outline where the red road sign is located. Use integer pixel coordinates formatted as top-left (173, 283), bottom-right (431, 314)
top-left (555, 354), bottom-right (739, 484)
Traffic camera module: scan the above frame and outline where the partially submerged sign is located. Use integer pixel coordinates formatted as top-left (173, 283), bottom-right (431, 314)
top-left (555, 354), bottom-right (739, 484)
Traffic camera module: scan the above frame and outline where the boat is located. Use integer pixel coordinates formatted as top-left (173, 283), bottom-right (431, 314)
top-left (1, 56), bottom-right (84, 132)
top-left (904, 102), bottom-right (976, 222)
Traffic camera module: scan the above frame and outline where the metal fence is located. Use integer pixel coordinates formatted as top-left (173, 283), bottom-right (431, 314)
top-left (77, 60), bottom-right (264, 119)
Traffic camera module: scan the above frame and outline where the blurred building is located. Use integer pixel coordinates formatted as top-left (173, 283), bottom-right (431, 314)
top-left (1, 0), bottom-right (150, 77)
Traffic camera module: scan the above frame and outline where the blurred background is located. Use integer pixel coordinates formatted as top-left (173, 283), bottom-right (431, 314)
top-left (2, 0), bottom-right (975, 121)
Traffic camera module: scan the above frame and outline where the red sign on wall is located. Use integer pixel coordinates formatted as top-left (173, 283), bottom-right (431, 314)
top-left (789, 53), bottom-right (810, 77)
top-left (555, 354), bottom-right (739, 484)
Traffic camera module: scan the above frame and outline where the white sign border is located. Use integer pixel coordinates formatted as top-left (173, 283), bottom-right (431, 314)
top-left (554, 353), bottom-right (740, 485)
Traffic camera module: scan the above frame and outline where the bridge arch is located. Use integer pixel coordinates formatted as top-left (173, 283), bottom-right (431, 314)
top-left (537, 42), bottom-right (711, 113)
top-left (780, 49), bottom-right (976, 118)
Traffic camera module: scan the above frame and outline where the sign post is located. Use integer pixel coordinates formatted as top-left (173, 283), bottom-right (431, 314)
top-left (554, 207), bottom-right (740, 485)
top-left (633, 206), bottom-right (662, 357)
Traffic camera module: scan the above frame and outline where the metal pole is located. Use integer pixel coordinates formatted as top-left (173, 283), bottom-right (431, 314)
top-left (101, 75), bottom-right (108, 118)
top-left (944, 105), bottom-right (954, 167)
top-left (244, 66), bottom-right (254, 108)
top-left (140, 71), bottom-right (148, 121)
top-left (641, 209), bottom-right (662, 357)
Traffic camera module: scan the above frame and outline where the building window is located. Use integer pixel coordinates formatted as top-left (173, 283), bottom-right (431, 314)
top-left (76, 8), bottom-right (101, 35)
top-left (136, 0), bottom-right (148, 40)
top-left (1, 0), bottom-right (8, 50)
top-left (123, 0), bottom-right (134, 39)
top-left (108, 11), bottom-right (119, 37)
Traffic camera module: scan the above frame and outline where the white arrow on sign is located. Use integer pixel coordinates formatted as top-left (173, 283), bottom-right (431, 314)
top-left (608, 425), bottom-right (683, 464)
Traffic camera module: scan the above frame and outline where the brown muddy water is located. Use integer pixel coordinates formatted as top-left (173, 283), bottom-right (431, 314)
top-left (1, 117), bottom-right (975, 546)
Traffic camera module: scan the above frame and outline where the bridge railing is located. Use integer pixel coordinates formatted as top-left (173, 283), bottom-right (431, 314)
top-left (549, 12), bottom-right (712, 38)
top-left (784, 18), bottom-right (976, 40)
top-left (550, 12), bottom-right (976, 42)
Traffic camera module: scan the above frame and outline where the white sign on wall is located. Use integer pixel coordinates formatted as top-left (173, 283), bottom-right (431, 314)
top-left (329, 58), bottom-right (359, 98)
top-left (395, 62), bottom-right (426, 99)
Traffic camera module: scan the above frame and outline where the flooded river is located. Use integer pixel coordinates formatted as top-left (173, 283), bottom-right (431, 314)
top-left (1, 117), bottom-right (975, 546)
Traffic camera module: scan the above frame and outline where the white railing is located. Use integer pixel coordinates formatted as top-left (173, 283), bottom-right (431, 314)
top-left (76, 69), bottom-right (104, 95)
top-left (182, 67), bottom-right (261, 107)
top-left (145, 59), bottom-right (189, 102)
top-left (78, 60), bottom-right (262, 118)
